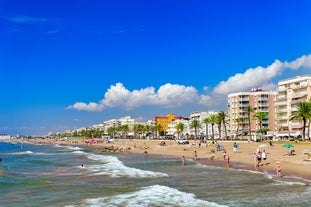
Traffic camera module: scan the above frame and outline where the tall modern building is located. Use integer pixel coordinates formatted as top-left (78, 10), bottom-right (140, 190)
top-left (228, 89), bottom-right (276, 136)
top-left (275, 75), bottom-right (311, 134)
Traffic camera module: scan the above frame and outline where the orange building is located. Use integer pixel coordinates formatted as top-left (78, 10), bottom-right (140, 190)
top-left (154, 113), bottom-right (184, 133)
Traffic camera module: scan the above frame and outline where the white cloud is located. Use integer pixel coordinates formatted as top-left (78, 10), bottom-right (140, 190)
top-left (67, 102), bottom-right (104, 112)
top-left (67, 54), bottom-right (311, 112)
top-left (213, 54), bottom-right (311, 95)
top-left (283, 54), bottom-right (311, 69)
top-left (67, 83), bottom-right (212, 112)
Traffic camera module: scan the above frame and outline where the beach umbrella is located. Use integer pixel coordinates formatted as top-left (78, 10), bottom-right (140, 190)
top-left (282, 143), bottom-right (294, 148)
top-left (258, 144), bottom-right (267, 148)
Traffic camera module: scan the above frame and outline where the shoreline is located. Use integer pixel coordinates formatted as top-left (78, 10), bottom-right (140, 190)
top-left (2, 138), bottom-right (311, 180)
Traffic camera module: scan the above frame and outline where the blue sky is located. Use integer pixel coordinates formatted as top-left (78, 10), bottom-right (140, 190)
top-left (1, 0), bottom-right (311, 136)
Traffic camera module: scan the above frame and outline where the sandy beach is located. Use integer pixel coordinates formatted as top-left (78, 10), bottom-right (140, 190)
top-left (7, 137), bottom-right (311, 179)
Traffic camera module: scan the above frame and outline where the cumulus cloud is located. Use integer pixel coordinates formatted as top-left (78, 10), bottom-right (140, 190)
top-left (67, 83), bottom-right (212, 112)
top-left (67, 102), bottom-right (104, 112)
top-left (213, 54), bottom-right (311, 95)
top-left (67, 54), bottom-right (311, 112)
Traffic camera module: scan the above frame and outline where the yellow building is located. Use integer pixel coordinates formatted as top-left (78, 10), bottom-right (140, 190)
top-left (154, 113), bottom-right (183, 132)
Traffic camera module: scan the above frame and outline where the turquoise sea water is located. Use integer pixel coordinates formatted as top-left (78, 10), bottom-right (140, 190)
top-left (0, 141), bottom-right (310, 207)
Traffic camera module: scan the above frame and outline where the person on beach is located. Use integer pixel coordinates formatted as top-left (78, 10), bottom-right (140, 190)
top-left (256, 149), bottom-right (262, 166)
top-left (276, 161), bottom-right (282, 177)
top-left (181, 155), bottom-right (185, 165)
top-left (253, 152), bottom-right (258, 167)
top-left (269, 140), bottom-right (274, 148)
top-left (225, 154), bottom-right (230, 167)
top-left (233, 142), bottom-right (238, 152)
top-left (261, 150), bottom-right (267, 163)
top-left (223, 150), bottom-right (227, 161)
top-left (194, 151), bottom-right (198, 160)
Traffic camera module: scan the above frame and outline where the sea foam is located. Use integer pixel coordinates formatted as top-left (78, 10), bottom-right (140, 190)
top-left (86, 153), bottom-right (169, 178)
top-left (67, 185), bottom-right (227, 207)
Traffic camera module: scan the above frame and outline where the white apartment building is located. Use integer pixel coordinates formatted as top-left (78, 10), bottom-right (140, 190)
top-left (190, 111), bottom-right (220, 138)
top-left (228, 89), bottom-right (276, 136)
top-left (275, 75), bottom-right (311, 134)
top-left (166, 111), bottom-right (221, 139)
top-left (167, 118), bottom-right (191, 138)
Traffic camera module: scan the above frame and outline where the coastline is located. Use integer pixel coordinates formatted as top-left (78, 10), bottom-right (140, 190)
top-left (3, 138), bottom-right (311, 180)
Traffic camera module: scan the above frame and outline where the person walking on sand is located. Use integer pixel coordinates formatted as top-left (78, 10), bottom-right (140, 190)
top-left (261, 150), bottom-right (267, 164)
top-left (276, 161), bottom-right (282, 177)
top-left (181, 155), bottom-right (185, 165)
top-left (253, 152), bottom-right (258, 167)
top-left (194, 151), bottom-right (198, 160)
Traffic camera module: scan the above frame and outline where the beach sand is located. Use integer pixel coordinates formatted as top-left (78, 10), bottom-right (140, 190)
top-left (8, 138), bottom-right (311, 179)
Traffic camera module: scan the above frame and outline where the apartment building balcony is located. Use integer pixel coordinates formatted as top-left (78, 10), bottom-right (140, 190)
top-left (277, 87), bottom-right (287, 92)
top-left (291, 91), bottom-right (308, 98)
top-left (291, 83), bottom-right (308, 90)
top-left (256, 108), bottom-right (269, 113)
top-left (238, 104), bottom-right (249, 108)
top-left (276, 123), bottom-right (288, 128)
top-left (291, 122), bottom-right (303, 128)
top-left (277, 95), bottom-right (287, 101)
top-left (275, 116), bottom-right (288, 121)
top-left (275, 101), bottom-right (287, 106)
top-left (291, 99), bottom-right (305, 105)
top-left (275, 108), bottom-right (288, 113)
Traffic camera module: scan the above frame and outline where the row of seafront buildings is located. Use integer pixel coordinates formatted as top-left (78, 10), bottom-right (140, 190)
top-left (228, 75), bottom-right (311, 139)
top-left (68, 75), bottom-right (311, 140)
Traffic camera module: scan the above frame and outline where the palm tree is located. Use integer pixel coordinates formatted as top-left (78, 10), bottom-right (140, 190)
top-left (253, 112), bottom-right (268, 141)
top-left (246, 105), bottom-right (254, 141)
top-left (290, 101), bottom-right (311, 141)
top-left (202, 117), bottom-right (211, 139)
top-left (119, 124), bottom-right (129, 139)
top-left (216, 114), bottom-right (222, 140)
top-left (156, 123), bottom-right (163, 138)
top-left (209, 114), bottom-right (218, 140)
top-left (235, 117), bottom-right (246, 139)
top-left (218, 111), bottom-right (228, 140)
top-left (176, 122), bottom-right (184, 139)
top-left (190, 119), bottom-right (201, 140)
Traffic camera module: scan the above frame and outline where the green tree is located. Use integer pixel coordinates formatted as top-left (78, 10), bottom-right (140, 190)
top-left (176, 122), bottom-right (184, 139)
top-left (119, 124), bottom-right (129, 139)
top-left (290, 101), bottom-right (311, 141)
top-left (202, 117), bottom-right (211, 139)
top-left (253, 111), bottom-right (268, 141)
top-left (209, 114), bottom-right (218, 140)
top-left (190, 119), bottom-right (201, 140)
top-left (235, 117), bottom-right (246, 139)
top-left (218, 111), bottom-right (228, 139)
top-left (107, 126), bottom-right (117, 138)
top-left (216, 114), bottom-right (222, 139)
top-left (246, 105), bottom-right (254, 141)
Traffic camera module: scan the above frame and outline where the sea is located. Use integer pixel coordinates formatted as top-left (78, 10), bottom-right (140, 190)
top-left (0, 141), bottom-right (310, 207)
